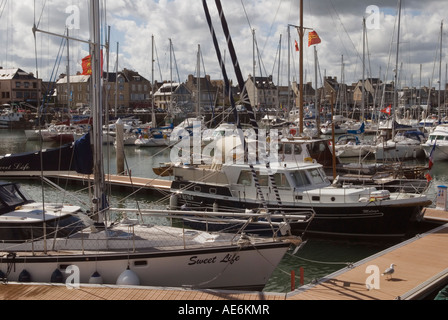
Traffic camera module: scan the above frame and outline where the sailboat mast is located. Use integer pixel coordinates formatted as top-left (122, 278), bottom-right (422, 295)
top-left (439, 21), bottom-right (443, 121)
top-left (197, 44), bottom-right (201, 117)
top-left (90, 0), bottom-right (106, 224)
top-left (151, 35), bottom-right (156, 127)
top-left (314, 46), bottom-right (319, 127)
top-left (299, 0), bottom-right (304, 134)
top-left (362, 18), bottom-right (366, 121)
top-left (67, 28), bottom-right (71, 115)
top-left (393, 0), bottom-right (402, 135)
top-left (115, 42), bottom-right (119, 117)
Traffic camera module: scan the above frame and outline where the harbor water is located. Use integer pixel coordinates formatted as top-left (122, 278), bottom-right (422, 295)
top-left (0, 129), bottom-right (445, 293)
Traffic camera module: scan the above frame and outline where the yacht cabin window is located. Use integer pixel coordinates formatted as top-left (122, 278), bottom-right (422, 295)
top-left (237, 171), bottom-right (253, 186)
top-left (309, 169), bottom-right (328, 185)
top-left (279, 143), bottom-right (302, 156)
top-left (274, 173), bottom-right (290, 188)
top-left (291, 171), bottom-right (311, 188)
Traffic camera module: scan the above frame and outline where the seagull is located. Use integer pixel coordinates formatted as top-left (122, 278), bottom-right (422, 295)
top-left (382, 264), bottom-right (396, 280)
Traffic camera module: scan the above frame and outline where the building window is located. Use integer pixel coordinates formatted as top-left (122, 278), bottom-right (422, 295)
top-left (16, 82), bottom-right (21, 88)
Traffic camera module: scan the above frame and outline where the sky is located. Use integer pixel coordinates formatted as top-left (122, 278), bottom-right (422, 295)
top-left (1, 0), bottom-right (448, 90)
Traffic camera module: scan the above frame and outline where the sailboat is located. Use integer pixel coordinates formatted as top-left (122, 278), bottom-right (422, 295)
top-left (0, 0), bottom-right (300, 291)
top-left (373, 1), bottom-right (427, 161)
top-left (134, 35), bottom-right (174, 148)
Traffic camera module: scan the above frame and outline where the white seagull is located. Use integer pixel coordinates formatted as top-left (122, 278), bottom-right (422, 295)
top-left (382, 264), bottom-right (396, 279)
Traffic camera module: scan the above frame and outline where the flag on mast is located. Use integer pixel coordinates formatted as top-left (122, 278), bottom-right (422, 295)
top-left (82, 50), bottom-right (104, 75)
top-left (295, 40), bottom-right (299, 52)
top-left (381, 105), bottom-right (392, 116)
top-left (308, 31), bottom-right (321, 47)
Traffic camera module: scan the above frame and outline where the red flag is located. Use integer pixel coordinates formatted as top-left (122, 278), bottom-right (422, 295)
top-left (82, 55), bottom-right (92, 75)
top-left (81, 50), bottom-right (103, 75)
top-left (295, 40), bottom-right (300, 52)
top-left (308, 31), bottom-right (321, 47)
top-left (381, 105), bottom-right (392, 116)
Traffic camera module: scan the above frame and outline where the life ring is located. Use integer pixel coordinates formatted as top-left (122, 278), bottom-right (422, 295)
top-left (290, 128), bottom-right (297, 136)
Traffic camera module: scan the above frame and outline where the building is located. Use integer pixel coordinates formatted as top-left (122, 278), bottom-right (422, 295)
top-left (154, 82), bottom-right (192, 112)
top-left (185, 74), bottom-right (218, 113)
top-left (0, 68), bottom-right (42, 108)
top-left (56, 74), bottom-right (91, 110)
top-left (56, 68), bottom-right (152, 112)
top-left (245, 75), bottom-right (278, 112)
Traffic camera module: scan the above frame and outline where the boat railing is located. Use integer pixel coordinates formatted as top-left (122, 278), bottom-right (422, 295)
top-left (0, 206), bottom-right (313, 255)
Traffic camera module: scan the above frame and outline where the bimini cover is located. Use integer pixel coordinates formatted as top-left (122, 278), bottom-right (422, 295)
top-left (74, 132), bottom-right (93, 175)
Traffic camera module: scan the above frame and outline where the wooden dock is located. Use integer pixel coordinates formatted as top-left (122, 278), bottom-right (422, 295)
top-left (286, 208), bottom-right (448, 300)
top-left (49, 173), bottom-right (172, 193)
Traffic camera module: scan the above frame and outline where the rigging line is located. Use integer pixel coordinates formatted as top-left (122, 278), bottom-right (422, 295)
top-left (260, 0), bottom-right (284, 54)
top-left (239, 0), bottom-right (252, 31)
top-left (286, 251), bottom-right (353, 266)
top-left (0, 0), bottom-right (7, 20)
top-left (35, 0), bottom-right (48, 29)
top-left (170, 42), bottom-right (181, 84)
top-left (328, 0), bottom-right (361, 65)
top-left (153, 38), bottom-right (163, 82)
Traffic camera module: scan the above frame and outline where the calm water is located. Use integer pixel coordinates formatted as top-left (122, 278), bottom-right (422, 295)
top-left (0, 129), bottom-right (445, 293)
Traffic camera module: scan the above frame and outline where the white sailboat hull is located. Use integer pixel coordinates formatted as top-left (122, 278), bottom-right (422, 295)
top-left (0, 227), bottom-right (289, 291)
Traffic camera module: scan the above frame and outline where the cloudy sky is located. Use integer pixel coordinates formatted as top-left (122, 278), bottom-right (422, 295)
top-left (1, 0), bottom-right (447, 89)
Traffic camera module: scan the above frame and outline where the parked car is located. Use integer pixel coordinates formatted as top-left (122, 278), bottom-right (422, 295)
top-left (135, 108), bottom-right (150, 113)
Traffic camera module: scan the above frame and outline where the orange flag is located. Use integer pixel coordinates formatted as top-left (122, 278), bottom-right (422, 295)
top-left (295, 40), bottom-right (300, 52)
top-left (82, 55), bottom-right (92, 75)
top-left (82, 51), bottom-right (103, 75)
top-left (308, 31), bottom-right (322, 47)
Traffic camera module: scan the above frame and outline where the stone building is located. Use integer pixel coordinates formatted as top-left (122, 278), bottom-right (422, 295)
top-left (0, 68), bottom-right (42, 108)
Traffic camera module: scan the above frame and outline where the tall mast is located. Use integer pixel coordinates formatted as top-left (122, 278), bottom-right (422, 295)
top-left (66, 28), bottom-right (71, 114)
top-left (362, 18), bottom-right (366, 121)
top-left (115, 42), bottom-right (119, 118)
top-left (439, 21), bottom-right (443, 121)
top-left (393, 0), bottom-right (402, 137)
top-left (198, 44), bottom-right (201, 117)
top-left (314, 46), bottom-right (319, 127)
top-left (151, 35), bottom-right (156, 127)
top-left (90, 0), bottom-right (106, 224)
top-left (299, 0), bottom-right (304, 134)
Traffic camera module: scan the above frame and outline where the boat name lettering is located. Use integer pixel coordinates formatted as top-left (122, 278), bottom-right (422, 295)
top-left (362, 210), bottom-right (381, 214)
top-left (0, 163), bottom-right (31, 171)
top-left (188, 253), bottom-right (240, 266)
top-left (181, 194), bottom-right (194, 201)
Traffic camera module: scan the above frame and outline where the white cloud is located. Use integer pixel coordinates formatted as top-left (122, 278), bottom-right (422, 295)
top-left (1, 0), bottom-right (447, 90)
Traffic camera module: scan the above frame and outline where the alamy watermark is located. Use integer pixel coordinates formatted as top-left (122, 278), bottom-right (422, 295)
top-left (365, 5), bottom-right (381, 30)
top-left (65, 5), bottom-right (80, 30)
top-left (169, 122), bottom-right (280, 172)
top-left (65, 265), bottom-right (80, 289)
